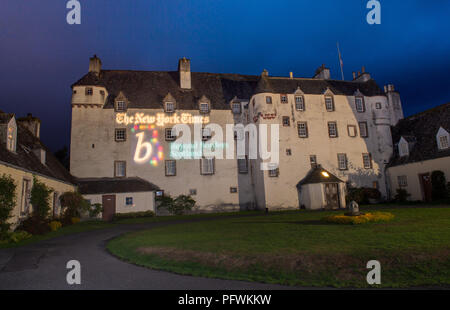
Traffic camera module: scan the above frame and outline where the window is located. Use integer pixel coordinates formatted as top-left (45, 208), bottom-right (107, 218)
top-left (398, 175), bottom-right (408, 187)
top-left (202, 127), bottom-right (212, 141)
top-left (20, 179), bottom-right (31, 214)
top-left (165, 160), bottom-right (176, 176)
top-left (114, 161), bottom-right (126, 177)
top-left (310, 155), bottom-right (317, 168)
top-left (355, 97), bottom-right (365, 112)
top-left (155, 190), bottom-right (164, 197)
top-left (282, 116), bottom-right (290, 127)
top-left (238, 157), bottom-right (248, 174)
top-left (325, 96), bottom-right (334, 111)
top-left (201, 158), bottom-right (215, 175)
top-left (126, 197), bottom-right (133, 206)
top-left (399, 140), bottom-right (409, 157)
top-left (232, 103), bottom-right (241, 114)
top-left (6, 126), bottom-right (16, 152)
top-left (286, 149), bottom-right (292, 156)
top-left (359, 122), bottom-right (368, 138)
top-left (297, 122), bottom-right (308, 138)
top-left (375, 102), bottom-right (382, 109)
top-left (280, 94), bottom-right (288, 104)
top-left (362, 153), bottom-right (372, 169)
top-left (347, 125), bottom-right (357, 137)
top-left (115, 128), bottom-right (126, 142)
top-left (295, 96), bottom-right (305, 111)
top-left (165, 128), bottom-right (176, 141)
top-left (165, 102), bottom-right (175, 113)
top-left (337, 153), bottom-right (348, 170)
top-left (230, 187), bottom-right (238, 193)
top-left (200, 102), bottom-right (210, 114)
top-left (85, 87), bottom-right (93, 96)
top-left (189, 189), bottom-right (197, 196)
top-left (116, 101), bottom-right (126, 112)
top-left (439, 135), bottom-right (449, 150)
top-left (328, 122), bottom-right (338, 138)
top-left (268, 164), bottom-right (279, 177)
top-left (266, 96), bottom-right (272, 104)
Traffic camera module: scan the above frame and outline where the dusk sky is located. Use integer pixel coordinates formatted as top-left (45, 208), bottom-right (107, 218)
top-left (0, 0), bottom-right (449, 151)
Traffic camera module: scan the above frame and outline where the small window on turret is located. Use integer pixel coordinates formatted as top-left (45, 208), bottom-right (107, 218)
top-left (375, 102), bottom-right (382, 109)
top-left (85, 87), bottom-right (93, 96)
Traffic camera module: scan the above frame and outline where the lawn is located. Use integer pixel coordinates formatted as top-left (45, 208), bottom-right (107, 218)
top-left (107, 205), bottom-right (450, 288)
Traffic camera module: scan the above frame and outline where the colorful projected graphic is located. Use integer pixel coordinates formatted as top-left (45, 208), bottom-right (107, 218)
top-left (132, 125), bottom-right (163, 166)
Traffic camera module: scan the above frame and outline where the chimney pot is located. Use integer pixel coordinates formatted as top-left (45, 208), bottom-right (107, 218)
top-left (352, 72), bottom-right (356, 79)
top-left (289, 72), bottom-right (293, 79)
top-left (178, 58), bottom-right (191, 89)
top-left (362, 66), bottom-right (365, 73)
top-left (89, 55), bottom-right (102, 75)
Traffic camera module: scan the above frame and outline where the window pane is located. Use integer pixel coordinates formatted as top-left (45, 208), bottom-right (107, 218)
top-left (298, 122), bottom-right (308, 137)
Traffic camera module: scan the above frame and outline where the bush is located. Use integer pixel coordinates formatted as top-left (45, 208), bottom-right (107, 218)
top-left (0, 230), bottom-right (32, 244)
top-left (323, 212), bottom-right (394, 225)
top-left (431, 170), bottom-right (447, 201)
top-left (30, 176), bottom-right (53, 220)
top-left (394, 188), bottom-right (411, 203)
top-left (17, 215), bottom-right (50, 235)
top-left (0, 174), bottom-right (16, 233)
top-left (346, 187), bottom-right (381, 204)
top-left (113, 211), bottom-right (155, 220)
top-left (71, 217), bottom-right (81, 224)
top-left (88, 203), bottom-right (103, 218)
top-left (59, 191), bottom-right (89, 223)
top-left (49, 221), bottom-right (62, 232)
top-left (156, 194), bottom-right (195, 215)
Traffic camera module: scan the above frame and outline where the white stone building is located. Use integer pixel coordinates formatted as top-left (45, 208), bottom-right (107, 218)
top-left (70, 56), bottom-right (404, 211)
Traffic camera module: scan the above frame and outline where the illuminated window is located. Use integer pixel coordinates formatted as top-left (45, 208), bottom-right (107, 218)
top-left (165, 160), bottom-right (176, 176)
top-left (202, 127), bottom-right (212, 141)
top-left (20, 178), bottom-right (31, 215)
top-left (337, 153), bottom-right (348, 170)
top-left (328, 122), bottom-right (338, 138)
top-left (359, 122), bottom-right (368, 138)
top-left (237, 157), bottom-right (248, 174)
top-left (165, 128), bottom-right (176, 141)
top-left (266, 96), bottom-right (272, 104)
top-left (398, 175), bottom-right (407, 187)
top-left (295, 95), bottom-right (305, 111)
top-left (201, 158), bottom-right (215, 175)
top-left (85, 87), bottom-right (93, 96)
top-left (200, 102), bottom-right (210, 114)
top-left (231, 103), bottom-right (241, 114)
top-left (347, 125), bottom-right (357, 137)
top-left (165, 102), bottom-right (175, 113)
top-left (125, 197), bottom-right (133, 206)
top-left (268, 164), bottom-right (279, 177)
top-left (310, 155), bottom-right (317, 168)
top-left (282, 116), bottom-right (290, 127)
top-left (325, 96), bottom-right (334, 111)
top-left (280, 94), bottom-right (288, 104)
top-left (116, 101), bottom-right (126, 112)
top-left (297, 122), bottom-right (308, 138)
top-left (6, 126), bottom-right (16, 152)
top-left (114, 161), bottom-right (126, 177)
top-left (355, 97), bottom-right (365, 112)
top-left (115, 128), bottom-right (126, 142)
top-left (362, 153), bottom-right (372, 169)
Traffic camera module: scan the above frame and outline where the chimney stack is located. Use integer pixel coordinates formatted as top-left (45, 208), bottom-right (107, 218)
top-left (17, 113), bottom-right (41, 139)
top-left (362, 66), bottom-right (365, 73)
top-left (178, 57), bottom-right (191, 89)
top-left (89, 55), bottom-right (102, 76)
top-left (313, 64), bottom-right (330, 80)
top-left (385, 84), bottom-right (395, 92)
top-left (352, 72), bottom-right (356, 80)
top-left (261, 69), bottom-right (269, 77)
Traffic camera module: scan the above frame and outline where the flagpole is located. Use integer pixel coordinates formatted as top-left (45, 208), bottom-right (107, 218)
top-left (337, 42), bottom-right (344, 80)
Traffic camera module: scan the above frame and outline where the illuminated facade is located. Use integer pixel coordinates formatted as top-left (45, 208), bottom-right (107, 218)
top-left (70, 56), bottom-right (404, 211)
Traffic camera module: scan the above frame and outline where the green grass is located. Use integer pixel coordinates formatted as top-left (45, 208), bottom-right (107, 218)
top-left (107, 205), bottom-right (450, 288)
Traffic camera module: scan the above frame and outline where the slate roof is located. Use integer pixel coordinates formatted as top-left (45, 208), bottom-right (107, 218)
top-left (77, 177), bottom-right (160, 195)
top-left (72, 69), bottom-right (385, 110)
top-left (296, 165), bottom-right (344, 187)
top-left (0, 113), bottom-right (14, 124)
top-left (388, 102), bottom-right (450, 167)
top-left (0, 113), bottom-right (75, 184)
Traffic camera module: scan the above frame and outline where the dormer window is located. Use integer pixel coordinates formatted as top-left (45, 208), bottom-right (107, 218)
top-left (355, 97), bottom-right (365, 112)
top-left (398, 137), bottom-right (409, 157)
top-left (85, 87), bottom-right (93, 96)
top-left (116, 101), bottom-right (126, 112)
top-left (200, 102), bottom-right (210, 114)
top-left (436, 127), bottom-right (450, 150)
top-left (325, 95), bottom-right (335, 111)
top-left (7, 125), bottom-right (16, 152)
top-left (165, 102), bottom-right (175, 113)
top-left (295, 95), bottom-right (305, 111)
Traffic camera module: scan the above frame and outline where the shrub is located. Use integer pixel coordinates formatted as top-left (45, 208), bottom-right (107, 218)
top-left (323, 212), bottom-right (394, 225)
top-left (0, 174), bottom-right (16, 233)
top-left (431, 170), bottom-right (447, 201)
top-left (112, 211), bottom-right (155, 221)
top-left (0, 230), bottom-right (32, 244)
top-left (17, 215), bottom-right (50, 235)
top-left (88, 203), bottom-right (103, 218)
top-left (71, 217), bottom-right (81, 224)
top-left (49, 221), bottom-right (62, 232)
top-left (30, 176), bottom-right (53, 220)
top-left (156, 194), bottom-right (195, 215)
top-left (59, 191), bottom-right (89, 223)
top-left (346, 187), bottom-right (381, 204)
top-left (394, 188), bottom-right (410, 203)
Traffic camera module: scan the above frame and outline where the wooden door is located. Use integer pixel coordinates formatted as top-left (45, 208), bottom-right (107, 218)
top-left (419, 173), bottom-right (432, 202)
top-left (324, 183), bottom-right (340, 210)
top-left (102, 195), bottom-right (116, 221)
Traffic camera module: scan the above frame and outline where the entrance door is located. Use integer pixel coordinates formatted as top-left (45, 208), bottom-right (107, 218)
top-left (419, 173), bottom-right (432, 202)
top-left (102, 195), bottom-right (116, 221)
top-left (324, 183), bottom-right (340, 210)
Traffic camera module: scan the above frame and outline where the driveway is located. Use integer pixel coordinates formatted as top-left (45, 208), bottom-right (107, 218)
top-left (0, 217), bottom-right (293, 290)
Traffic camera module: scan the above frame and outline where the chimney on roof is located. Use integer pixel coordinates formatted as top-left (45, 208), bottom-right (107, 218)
top-left (354, 67), bottom-right (371, 82)
top-left (289, 72), bottom-right (293, 79)
top-left (313, 64), bottom-right (330, 80)
top-left (89, 55), bottom-right (102, 75)
top-left (178, 57), bottom-right (191, 90)
top-left (261, 69), bottom-right (269, 77)
top-left (17, 113), bottom-right (41, 139)
top-left (385, 84), bottom-right (395, 92)
top-left (352, 72), bottom-right (356, 79)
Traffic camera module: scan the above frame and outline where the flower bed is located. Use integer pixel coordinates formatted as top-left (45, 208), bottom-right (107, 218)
top-left (322, 212), bottom-right (394, 225)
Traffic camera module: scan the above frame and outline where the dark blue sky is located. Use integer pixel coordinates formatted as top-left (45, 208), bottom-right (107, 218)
top-left (1, 0), bottom-right (449, 151)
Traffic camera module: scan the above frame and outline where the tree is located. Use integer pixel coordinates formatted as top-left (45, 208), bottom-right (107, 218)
top-left (156, 194), bottom-right (195, 215)
top-left (0, 174), bottom-right (16, 233)
top-left (30, 176), bottom-right (53, 220)
top-left (59, 191), bottom-right (89, 221)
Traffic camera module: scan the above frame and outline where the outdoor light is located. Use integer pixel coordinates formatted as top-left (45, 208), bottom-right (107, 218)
top-left (321, 171), bottom-right (330, 178)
